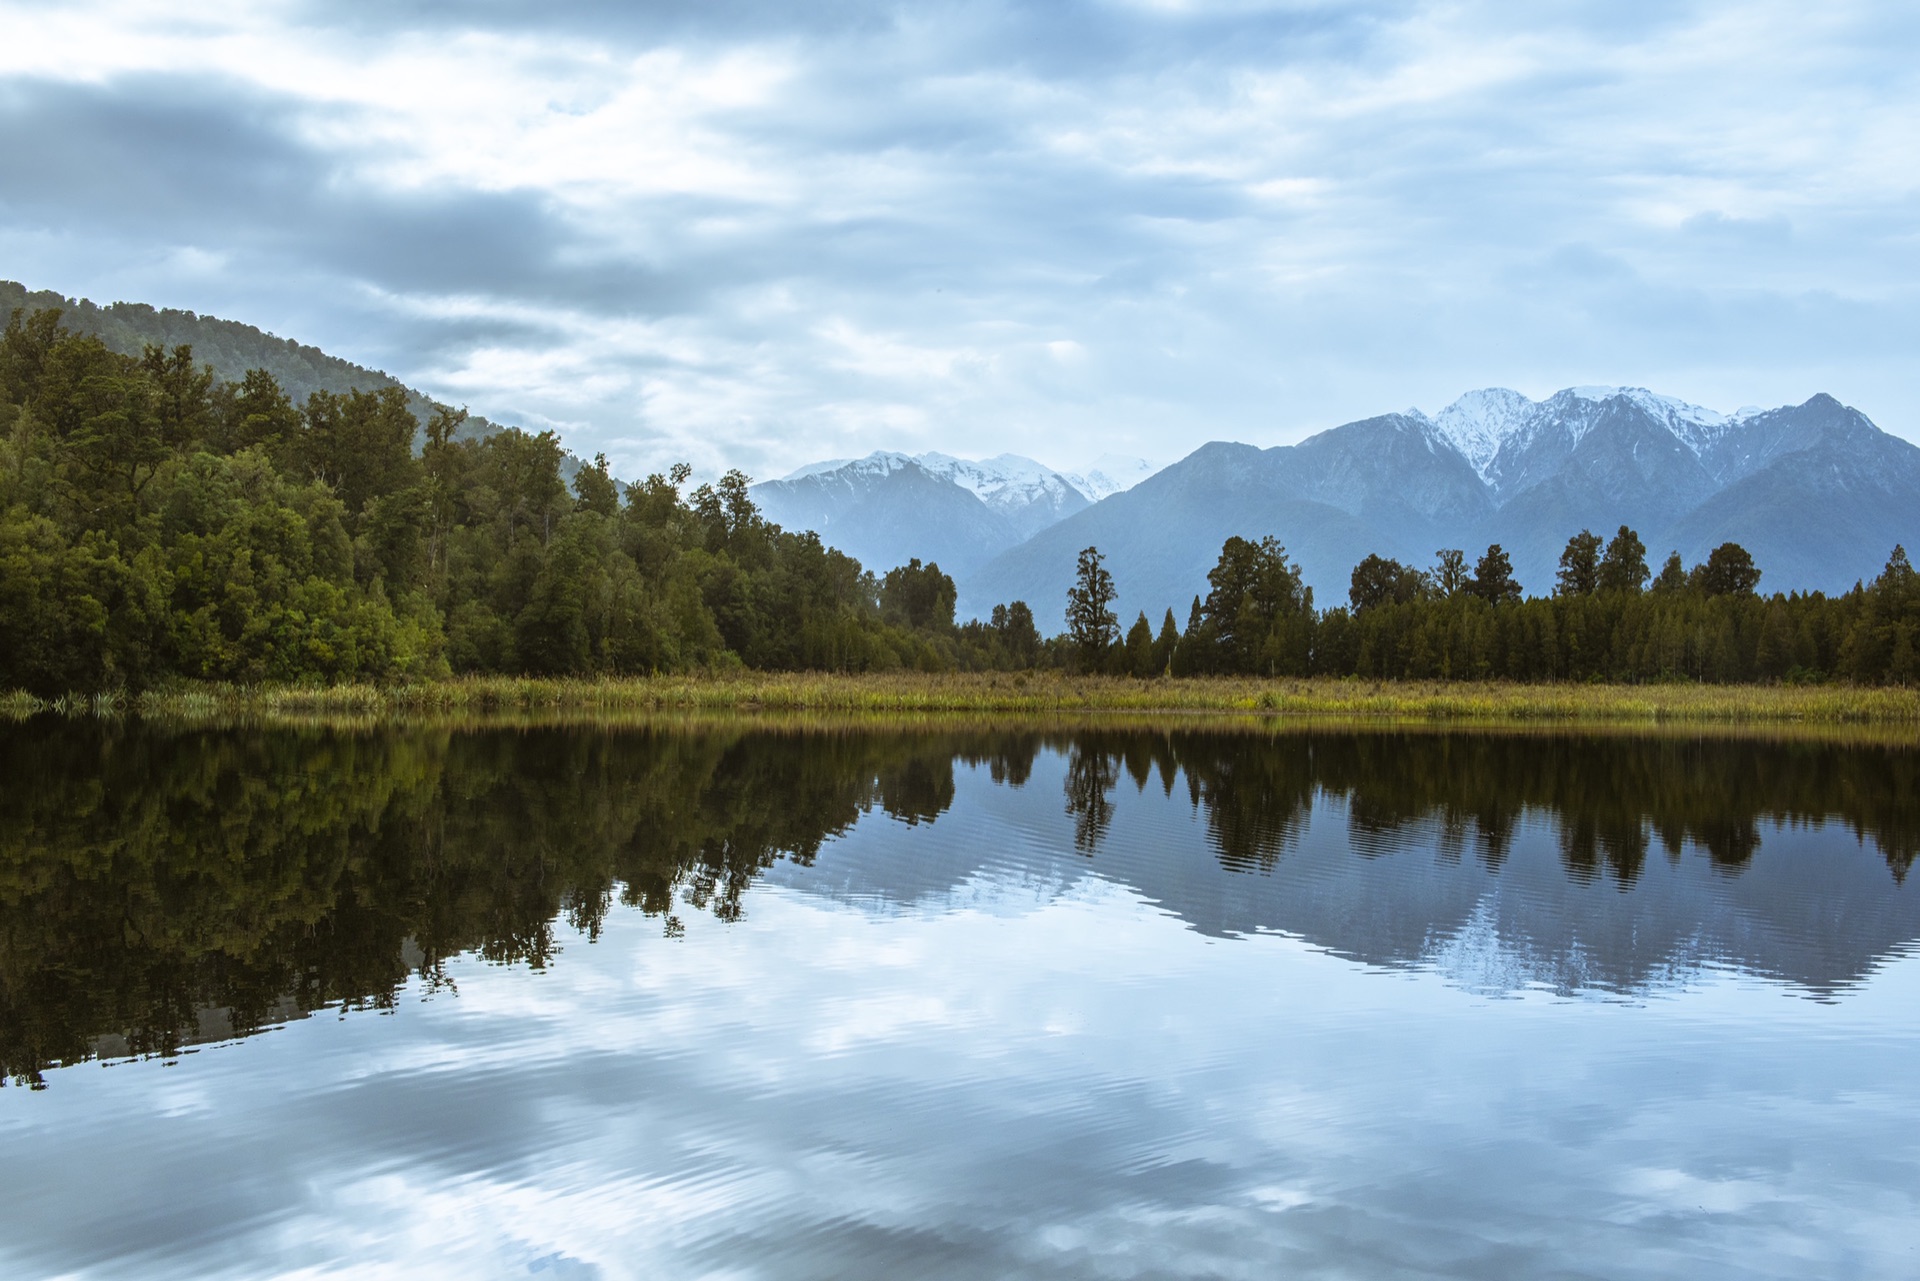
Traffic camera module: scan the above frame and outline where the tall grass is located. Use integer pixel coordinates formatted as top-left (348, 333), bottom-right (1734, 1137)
top-left (4, 672), bottom-right (1916, 730)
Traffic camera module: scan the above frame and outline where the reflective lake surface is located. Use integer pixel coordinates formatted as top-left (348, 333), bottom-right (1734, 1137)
top-left (2, 720), bottom-right (1918, 1278)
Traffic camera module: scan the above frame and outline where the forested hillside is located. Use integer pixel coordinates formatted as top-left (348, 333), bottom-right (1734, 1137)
top-left (2, 303), bottom-right (1915, 694)
top-left (0, 280), bottom-right (438, 420)
top-left (0, 307), bottom-right (1016, 694)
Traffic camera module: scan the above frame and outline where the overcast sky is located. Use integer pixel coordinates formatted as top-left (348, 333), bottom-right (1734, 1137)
top-left (2, 0), bottom-right (1916, 479)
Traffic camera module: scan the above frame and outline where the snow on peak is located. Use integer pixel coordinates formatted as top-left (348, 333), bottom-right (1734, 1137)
top-left (1559, 387), bottom-right (1729, 452)
top-left (781, 456), bottom-right (854, 481)
top-left (1063, 455), bottom-right (1160, 502)
top-left (913, 452), bottom-right (1086, 517)
top-left (778, 450), bottom-right (1103, 523)
top-left (1425, 386), bottom-right (1743, 479)
top-left (781, 449), bottom-right (1161, 505)
top-left (1430, 388), bottom-right (1539, 477)
top-left (780, 451), bottom-right (914, 482)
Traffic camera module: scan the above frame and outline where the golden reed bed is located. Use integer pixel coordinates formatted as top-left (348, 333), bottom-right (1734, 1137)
top-left (6, 672), bottom-right (1917, 731)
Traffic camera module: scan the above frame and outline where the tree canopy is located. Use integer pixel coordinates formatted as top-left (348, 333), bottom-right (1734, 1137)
top-left (3, 305), bottom-right (1916, 693)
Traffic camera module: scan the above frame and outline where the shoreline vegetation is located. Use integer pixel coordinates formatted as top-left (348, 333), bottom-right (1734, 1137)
top-left (4, 309), bottom-right (1917, 704)
top-left (5, 673), bottom-right (1917, 731)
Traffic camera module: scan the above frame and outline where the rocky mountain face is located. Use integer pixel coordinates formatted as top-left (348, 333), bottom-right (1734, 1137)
top-left (752, 451), bottom-right (1155, 578)
top-left (960, 389), bottom-right (1920, 624)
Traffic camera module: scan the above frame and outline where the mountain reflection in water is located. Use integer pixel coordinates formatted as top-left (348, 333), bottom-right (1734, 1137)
top-left (2, 721), bottom-right (1914, 1087)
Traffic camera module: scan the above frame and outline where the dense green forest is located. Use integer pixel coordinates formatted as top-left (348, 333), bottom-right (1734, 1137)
top-left (2, 304), bottom-right (1915, 693)
top-left (1130, 528), bottom-right (1919, 685)
top-left (0, 307), bottom-right (1016, 693)
top-left (5, 721), bottom-right (1913, 1084)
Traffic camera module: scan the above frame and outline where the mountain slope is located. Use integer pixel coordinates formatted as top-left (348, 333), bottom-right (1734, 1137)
top-left (913, 453), bottom-right (1090, 540)
top-left (1481, 397), bottom-right (1722, 587)
top-left (751, 456), bottom-right (1022, 578)
top-left (1662, 395), bottom-right (1920, 590)
top-left (1, 279), bottom-right (460, 424)
top-left (752, 451), bottom-right (1102, 578)
top-left (959, 423), bottom-right (1465, 624)
top-left (966, 388), bottom-right (1920, 620)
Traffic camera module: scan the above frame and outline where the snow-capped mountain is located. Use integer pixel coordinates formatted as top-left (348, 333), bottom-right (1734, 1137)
top-left (1421, 386), bottom-right (1757, 487)
top-left (754, 450), bottom-right (1105, 577)
top-left (1426, 388), bottom-right (1536, 479)
top-left (963, 388), bottom-right (1920, 622)
top-left (753, 450), bottom-right (1169, 577)
top-left (752, 389), bottom-right (1917, 620)
top-left (1063, 455), bottom-right (1161, 503)
top-left (912, 453), bottom-right (1091, 540)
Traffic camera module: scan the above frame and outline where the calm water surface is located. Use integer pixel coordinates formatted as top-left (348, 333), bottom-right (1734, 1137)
top-left (1, 721), bottom-right (1917, 1278)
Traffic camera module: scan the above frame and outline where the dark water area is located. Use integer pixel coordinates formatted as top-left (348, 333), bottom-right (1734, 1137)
top-left (1, 720), bottom-right (1917, 1278)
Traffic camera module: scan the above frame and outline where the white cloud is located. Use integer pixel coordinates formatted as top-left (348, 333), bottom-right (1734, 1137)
top-left (1, 0), bottom-right (1916, 480)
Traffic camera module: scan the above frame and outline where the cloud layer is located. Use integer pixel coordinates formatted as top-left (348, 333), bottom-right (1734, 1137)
top-left (3, 0), bottom-right (1916, 477)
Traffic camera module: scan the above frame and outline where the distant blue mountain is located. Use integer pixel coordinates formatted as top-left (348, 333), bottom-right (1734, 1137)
top-left (751, 451), bottom-right (1151, 578)
top-left (959, 389), bottom-right (1920, 623)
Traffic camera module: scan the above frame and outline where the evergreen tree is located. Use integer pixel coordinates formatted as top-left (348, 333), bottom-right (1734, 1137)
top-left (572, 452), bottom-right (620, 517)
top-left (1598, 525), bottom-right (1650, 594)
top-left (1170, 595), bottom-right (1208, 676)
top-left (1152, 607), bottom-right (1179, 674)
top-left (1555, 529), bottom-right (1603, 596)
top-left (1199, 535), bottom-right (1312, 675)
top-left (1064, 546), bottom-right (1118, 671)
top-left (1469, 544), bottom-right (1521, 605)
top-left (995, 600), bottom-right (1043, 668)
top-left (880, 558), bottom-right (956, 632)
top-left (1433, 548), bottom-right (1469, 598)
top-left (1349, 553), bottom-right (1427, 612)
top-left (1692, 542), bottom-right (1762, 597)
top-left (1123, 611), bottom-right (1156, 677)
top-left (1652, 551), bottom-right (1689, 594)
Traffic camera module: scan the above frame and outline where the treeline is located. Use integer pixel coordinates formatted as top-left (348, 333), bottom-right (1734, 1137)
top-left (1064, 529), bottom-right (1919, 685)
top-left (4, 305), bottom-right (1916, 692)
top-left (0, 308), bottom-right (1037, 694)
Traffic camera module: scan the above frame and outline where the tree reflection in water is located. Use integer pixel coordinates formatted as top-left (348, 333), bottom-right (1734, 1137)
top-left (1, 720), bottom-right (1914, 1085)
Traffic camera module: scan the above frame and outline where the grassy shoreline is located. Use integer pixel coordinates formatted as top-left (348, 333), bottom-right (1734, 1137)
top-left (4, 672), bottom-right (1917, 730)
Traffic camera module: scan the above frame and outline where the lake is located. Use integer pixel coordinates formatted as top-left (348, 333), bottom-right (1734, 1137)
top-left (1, 719), bottom-right (1917, 1278)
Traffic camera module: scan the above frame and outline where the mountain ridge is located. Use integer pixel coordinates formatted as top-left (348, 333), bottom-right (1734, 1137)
top-left (961, 388), bottom-right (1920, 623)
top-left (8, 277), bottom-right (1908, 617)
top-left (752, 449), bottom-right (1157, 579)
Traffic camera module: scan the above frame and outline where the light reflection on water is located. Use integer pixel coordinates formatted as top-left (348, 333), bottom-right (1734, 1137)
top-left (1, 722), bottom-right (1916, 1278)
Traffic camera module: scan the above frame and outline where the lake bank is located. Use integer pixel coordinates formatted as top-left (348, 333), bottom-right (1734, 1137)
top-left (5, 672), bottom-right (1918, 729)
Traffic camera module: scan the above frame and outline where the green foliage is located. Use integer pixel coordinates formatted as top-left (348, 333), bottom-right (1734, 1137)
top-left (1692, 542), bottom-right (1763, 597)
top-left (1065, 546), bottom-right (1118, 670)
top-left (1556, 529), bottom-right (1603, 597)
top-left (0, 309), bottom-right (972, 694)
top-left (1153, 608), bottom-right (1179, 675)
top-left (1350, 553), bottom-right (1428, 612)
top-left (1149, 528), bottom-right (1913, 686)
top-left (1433, 548), bottom-right (1469, 598)
top-left (1598, 525), bottom-right (1649, 594)
top-left (4, 305), bottom-right (1915, 695)
top-left (880, 558), bottom-right (957, 632)
top-left (1185, 535), bottom-right (1314, 676)
top-left (1652, 550), bottom-right (1689, 593)
top-left (1122, 611), bottom-right (1157, 677)
top-left (1471, 543), bottom-right (1522, 605)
